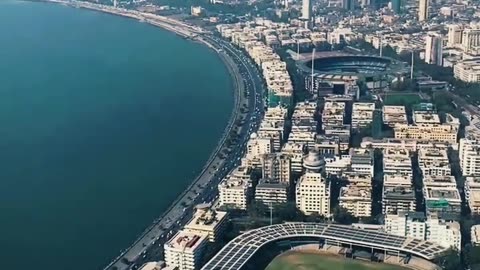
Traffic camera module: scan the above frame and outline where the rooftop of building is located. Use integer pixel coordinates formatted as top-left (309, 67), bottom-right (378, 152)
top-left (383, 186), bottom-right (416, 200)
top-left (425, 187), bottom-right (461, 201)
top-left (185, 207), bottom-right (227, 231)
top-left (257, 178), bottom-right (289, 190)
top-left (165, 231), bottom-right (207, 251)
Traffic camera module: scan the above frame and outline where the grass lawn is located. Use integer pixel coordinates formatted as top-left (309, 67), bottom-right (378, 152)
top-left (265, 251), bottom-right (409, 270)
top-left (383, 92), bottom-right (423, 106)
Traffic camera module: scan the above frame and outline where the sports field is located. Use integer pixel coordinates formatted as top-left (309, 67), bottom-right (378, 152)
top-left (265, 250), bottom-right (409, 270)
top-left (383, 92), bottom-right (423, 106)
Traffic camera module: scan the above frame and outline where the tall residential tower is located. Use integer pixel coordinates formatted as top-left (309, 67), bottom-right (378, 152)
top-left (418, 0), bottom-right (429, 22)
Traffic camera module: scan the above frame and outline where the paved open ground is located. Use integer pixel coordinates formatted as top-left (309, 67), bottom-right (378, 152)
top-left (265, 250), bottom-right (409, 270)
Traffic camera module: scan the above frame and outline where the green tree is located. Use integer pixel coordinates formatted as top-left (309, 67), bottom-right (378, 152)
top-left (332, 206), bottom-right (358, 225)
top-left (435, 249), bottom-right (461, 270)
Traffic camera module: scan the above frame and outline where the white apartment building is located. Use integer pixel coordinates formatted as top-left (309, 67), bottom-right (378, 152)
top-left (296, 172), bottom-right (331, 216)
top-left (413, 111), bottom-right (440, 125)
top-left (322, 101), bottom-right (345, 130)
top-left (385, 211), bottom-right (427, 240)
top-left (418, 147), bottom-right (451, 176)
top-left (426, 214), bottom-right (462, 251)
top-left (245, 135), bottom-right (273, 167)
top-left (287, 130), bottom-right (316, 145)
top-left (424, 186), bottom-right (461, 214)
top-left (339, 185), bottom-right (372, 217)
top-left (264, 106), bottom-right (288, 127)
top-left (324, 155), bottom-right (351, 175)
top-left (281, 142), bottom-right (304, 173)
top-left (385, 211), bottom-right (461, 251)
top-left (361, 138), bottom-right (417, 152)
top-left (218, 166), bottom-right (252, 210)
top-left (315, 135), bottom-right (340, 156)
top-left (382, 174), bottom-right (416, 214)
top-left (448, 24), bottom-right (463, 47)
top-left (164, 231), bottom-right (208, 270)
top-left (472, 225), bottom-right (480, 246)
top-left (350, 148), bottom-right (374, 176)
top-left (454, 58), bottom-right (480, 83)
top-left (462, 24), bottom-right (480, 56)
top-left (425, 34), bottom-right (443, 66)
top-left (351, 102), bottom-right (375, 129)
top-left (465, 176), bottom-right (480, 215)
top-left (383, 148), bottom-right (412, 176)
top-left (394, 123), bottom-right (458, 144)
top-left (255, 179), bottom-right (288, 205)
top-left (257, 122), bottom-right (283, 151)
top-left (382, 106), bottom-right (407, 127)
top-left (459, 137), bottom-right (480, 176)
top-left (184, 206), bottom-right (228, 242)
top-left (261, 153), bottom-right (291, 184)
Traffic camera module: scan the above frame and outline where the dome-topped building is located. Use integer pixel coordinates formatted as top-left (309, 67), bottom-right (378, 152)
top-left (303, 149), bottom-right (324, 173)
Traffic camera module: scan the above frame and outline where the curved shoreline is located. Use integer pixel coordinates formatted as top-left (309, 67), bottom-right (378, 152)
top-left (33, 1), bottom-right (245, 269)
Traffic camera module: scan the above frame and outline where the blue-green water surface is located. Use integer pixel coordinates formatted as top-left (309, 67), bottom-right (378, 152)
top-left (0, 1), bottom-right (233, 269)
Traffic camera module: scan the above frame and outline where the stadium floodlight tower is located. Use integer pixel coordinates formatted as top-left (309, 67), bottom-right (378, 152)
top-left (410, 50), bottom-right (415, 79)
top-left (311, 48), bottom-right (316, 94)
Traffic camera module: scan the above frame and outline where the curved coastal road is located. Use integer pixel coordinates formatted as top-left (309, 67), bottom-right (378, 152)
top-left (105, 34), bottom-right (265, 270)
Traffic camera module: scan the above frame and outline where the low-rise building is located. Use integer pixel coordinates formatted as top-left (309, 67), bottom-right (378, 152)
top-left (394, 123), bottom-right (458, 144)
top-left (351, 102), bottom-right (375, 129)
top-left (383, 186), bottom-right (416, 214)
top-left (385, 211), bottom-right (461, 250)
top-left (164, 231), bottom-right (208, 270)
top-left (322, 101), bottom-right (345, 130)
top-left (413, 111), bottom-right (441, 125)
top-left (350, 148), bottom-right (374, 176)
top-left (218, 166), bottom-right (252, 210)
top-left (454, 58), bottom-right (480, 82)
top-left (383, 106), bottom-right (407, 127)
top-left (324, 155), bottom-right (350, 175)
top-left (255, 179), bottom-right (288, 205)
top-left (383, 148), bottom-right (412, 176)
top-left (339, 184), bottom-right (372, 217)
top-left (424, 186), bottom-right (462, 214)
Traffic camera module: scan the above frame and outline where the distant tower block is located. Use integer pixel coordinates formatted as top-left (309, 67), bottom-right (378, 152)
top-left (113, 0), bottom-right (117, 7)
top-left (418, 0), bottom-right (429, 22)
top-left (302, 0), bottom-right (312, 22)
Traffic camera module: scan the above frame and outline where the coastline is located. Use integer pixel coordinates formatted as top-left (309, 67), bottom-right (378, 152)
top-left (32, 0), bottom-right (245, 269)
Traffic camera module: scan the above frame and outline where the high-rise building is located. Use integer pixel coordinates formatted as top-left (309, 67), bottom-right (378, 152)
top-left (343, 0), bottom-right (355, 10)
top-left (301, 0), bottom-right (312, 22)
top-left (425, 34), bottom-right (443, 66)
top-left (448, 24), bottom-right (463, 47)
top-left (296, 172), bottom-right (331, 216)
top-left (462, 24), bottom-right (480, 56)
top-left (418, 0), bottom-right (429, 22)
top-left (391, 0), bottom-right (401, 14)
